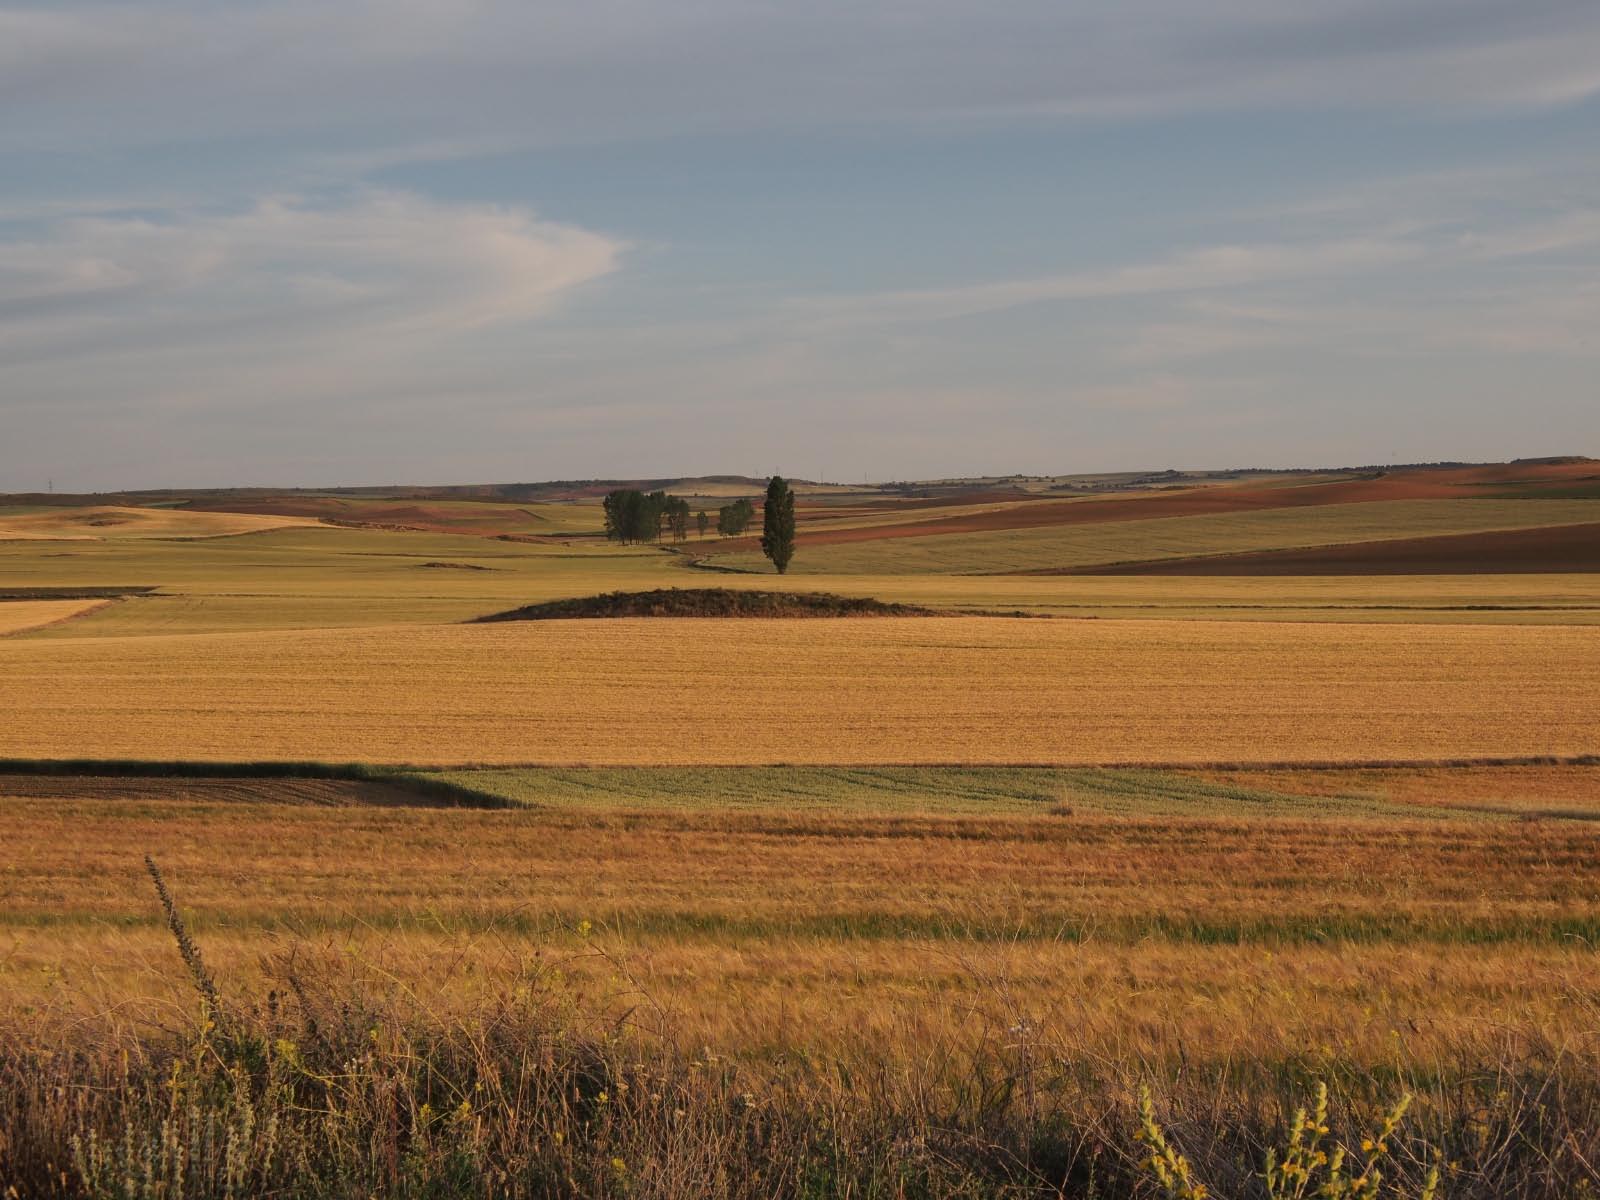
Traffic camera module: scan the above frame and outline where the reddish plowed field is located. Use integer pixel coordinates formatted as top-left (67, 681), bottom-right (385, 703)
top-left (712, 472), bottom-right (1478, 552)
top-left (1053, 521), bottom-right (1600, 576)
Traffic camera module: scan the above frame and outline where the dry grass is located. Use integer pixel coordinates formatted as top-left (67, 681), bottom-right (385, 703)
top-left (7, 943), bottom-right (1554, 1198)
top-left (1, 617), bottom-right (1597, 764)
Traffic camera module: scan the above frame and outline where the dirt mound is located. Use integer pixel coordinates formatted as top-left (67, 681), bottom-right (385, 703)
top-left (416, 561), bottom-right (496, 571)
top-left (1050, 521), bottom-right (1600, 576)
top-left (474, 588), bottom-right (937, 621)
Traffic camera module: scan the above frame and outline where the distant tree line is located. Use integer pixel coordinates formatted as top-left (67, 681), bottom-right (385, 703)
top-left (603, 489), bottom-right (694, 544)
top-left (603, 477), bottom-right (797, 572)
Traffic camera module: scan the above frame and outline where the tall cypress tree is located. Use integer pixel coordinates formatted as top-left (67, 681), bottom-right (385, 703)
top-left (760, 475), bottom-right (796, 575)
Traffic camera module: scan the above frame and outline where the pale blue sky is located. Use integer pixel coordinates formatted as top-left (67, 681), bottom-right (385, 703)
top-left (3, 1), bottom-right (1598, 489)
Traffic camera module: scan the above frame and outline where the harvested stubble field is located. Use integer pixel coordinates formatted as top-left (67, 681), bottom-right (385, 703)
top-left (4, 771), bottom-right (1600, 1195)
top-left (3, 618), bottom-right (1599, 764)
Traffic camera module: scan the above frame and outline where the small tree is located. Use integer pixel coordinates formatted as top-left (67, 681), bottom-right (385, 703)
top-left (716, 498), bottom-right (754, 537)
top-left (667, 497), bottom-right (691, 542)
top-left (644, 490), bottom-right (669, 542)
top-left (602, 489), bottom-right (648, 544)
top-left (761, 475), bottom-right (796, 574)
top-left (696, 510), bottom-right (710, 538)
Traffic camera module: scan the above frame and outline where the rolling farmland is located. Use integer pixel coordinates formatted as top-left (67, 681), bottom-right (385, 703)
top-left (4, 462), bottom-right (1600, 1197)
top-left (714, 497), bottom-right (1600, 574)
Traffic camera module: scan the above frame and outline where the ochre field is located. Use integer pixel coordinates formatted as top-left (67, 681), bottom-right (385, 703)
top-left (3, 617), bottom-right (1598, 763)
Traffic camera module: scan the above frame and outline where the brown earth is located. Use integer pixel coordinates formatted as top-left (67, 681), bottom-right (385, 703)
top-left (0, 774), bottom-right (434, 807)
top-left (1049, 521), bottom-right (1600, 576)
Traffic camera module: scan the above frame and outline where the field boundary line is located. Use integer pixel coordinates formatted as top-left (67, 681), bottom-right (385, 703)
top-left (0, 758), bottom-right (516, 807)
top-left (2, 754), bottom-right (1596, 776)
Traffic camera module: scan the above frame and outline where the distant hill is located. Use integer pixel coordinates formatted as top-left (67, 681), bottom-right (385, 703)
top-left (3, 458), bottom-right (1590, 508)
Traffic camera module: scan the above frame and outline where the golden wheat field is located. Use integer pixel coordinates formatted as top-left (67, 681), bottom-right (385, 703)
top-left (0, 597), bottom-right (109, 635)
top-left (5, 778), bottom-right (1599, 1068)
top-left (3, 617), bottom-right (1598, 763)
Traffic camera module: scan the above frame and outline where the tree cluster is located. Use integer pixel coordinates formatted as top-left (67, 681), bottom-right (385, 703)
top-left (603, 489), bottom-right (693, 544)
top-left (604, 479), bottom-right (796, 570)
top-left (716, 498), bottom-right (755, 537)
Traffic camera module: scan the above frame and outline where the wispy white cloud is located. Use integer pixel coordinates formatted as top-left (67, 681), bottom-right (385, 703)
top-left (0, 191), bottom-right (623, 367)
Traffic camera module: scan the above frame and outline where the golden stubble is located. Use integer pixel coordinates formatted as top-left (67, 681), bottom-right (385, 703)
top-left (3, 617), bottom-right (1598, 764)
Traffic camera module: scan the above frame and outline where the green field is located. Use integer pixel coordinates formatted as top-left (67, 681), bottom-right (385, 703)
top-left (417, 762), bottom-right (1600, 821)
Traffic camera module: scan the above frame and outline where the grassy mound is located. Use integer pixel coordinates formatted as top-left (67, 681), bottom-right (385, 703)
top-left (474, 587), bottom-right (935, 621)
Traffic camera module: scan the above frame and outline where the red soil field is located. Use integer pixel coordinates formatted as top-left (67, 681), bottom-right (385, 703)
top-left (1048, 521), bottom-right (1600, 576)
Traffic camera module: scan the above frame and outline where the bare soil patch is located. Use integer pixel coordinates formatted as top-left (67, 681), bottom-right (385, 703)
top-left (1052, 521), bottom-right (1600, 576)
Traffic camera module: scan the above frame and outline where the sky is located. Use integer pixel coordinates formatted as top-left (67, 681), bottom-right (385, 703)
top-left (3, 1), bottom-right (1598, 489)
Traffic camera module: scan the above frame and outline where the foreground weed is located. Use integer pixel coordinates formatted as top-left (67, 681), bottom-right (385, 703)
top-left (1140, 1080), bottom-right (1443, 1200)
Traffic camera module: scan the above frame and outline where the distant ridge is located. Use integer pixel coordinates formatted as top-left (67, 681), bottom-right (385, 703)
top-left (4, 458), bottom-right (1591, 507)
